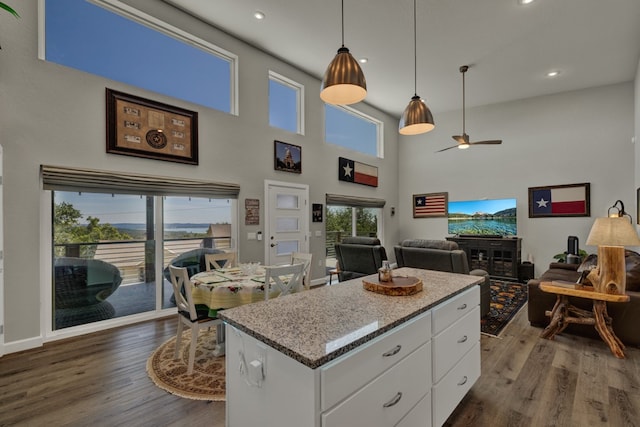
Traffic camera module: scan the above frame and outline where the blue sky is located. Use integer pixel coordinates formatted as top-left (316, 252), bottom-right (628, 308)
top-left (46, 0), bottom-right (230, 112)
top-left (448, 198), bottom-right (517, 215)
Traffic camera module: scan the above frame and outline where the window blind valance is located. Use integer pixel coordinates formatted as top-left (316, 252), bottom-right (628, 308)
top-left (325, 193), bottom-right (386, 208)
top-left (41, 165), bottom-right (240, 198)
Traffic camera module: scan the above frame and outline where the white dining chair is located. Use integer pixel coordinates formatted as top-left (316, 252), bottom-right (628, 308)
top-left (264, 263), bottom-right (305, 300)
top-left (291, 252), bottom-right (313, 290)
top-left (168, 265), bottom-right (221, 374)
top-left (205, 251), bottom-right (237, 271)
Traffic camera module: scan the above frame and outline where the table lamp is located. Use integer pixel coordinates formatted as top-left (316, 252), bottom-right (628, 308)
top-left (586, 201), bottom-right (640, 294)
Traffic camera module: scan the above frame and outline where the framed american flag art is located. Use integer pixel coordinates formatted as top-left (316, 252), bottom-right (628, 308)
top-left (413, 192), bottom-right (448, 218)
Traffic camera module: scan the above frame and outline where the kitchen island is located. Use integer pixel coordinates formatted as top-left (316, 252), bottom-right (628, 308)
top-left (219, 267), bottom-right (483, 427)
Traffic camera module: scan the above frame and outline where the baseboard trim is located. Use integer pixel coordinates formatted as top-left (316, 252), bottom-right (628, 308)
top-left (3, 335), bottom-right (44, 355)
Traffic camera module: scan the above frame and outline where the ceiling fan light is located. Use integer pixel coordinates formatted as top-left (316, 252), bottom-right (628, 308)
top-left (458, 143), bottom-right (470, 149)
top-left (320, 46), bottom-right (367, 105)
top-left (399, 95), bottom-right (435, 135)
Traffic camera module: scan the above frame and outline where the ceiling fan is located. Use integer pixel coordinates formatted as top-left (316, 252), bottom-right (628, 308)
top-left (436, 65), bottom-right (502, 152)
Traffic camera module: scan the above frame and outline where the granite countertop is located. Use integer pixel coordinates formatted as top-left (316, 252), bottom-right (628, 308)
top-left (218, 267), bottom-right (482, 369)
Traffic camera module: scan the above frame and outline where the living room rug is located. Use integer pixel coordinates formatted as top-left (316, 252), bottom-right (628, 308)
top-left (481, 280), bottom-right (528, 337)
top-left (146, 328), bottom-right (225, 401)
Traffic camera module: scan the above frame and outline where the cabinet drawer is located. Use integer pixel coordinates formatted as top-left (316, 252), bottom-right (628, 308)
top-left (396, 392), bottom-right (431, 427)
top-left (433, 306), bottom-right (480, 382)
top-left (432, 286), bottom-right (479, 335)
top-left (432, 342), bottom-right (481, 427)
top-left (321, 311), bottom-right (431, 411)
top-left (322, 343), bottom-right (431, 427)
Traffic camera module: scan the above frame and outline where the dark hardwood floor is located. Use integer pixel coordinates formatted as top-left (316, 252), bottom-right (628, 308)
top-left (1, 305), bottom-right (638, 426)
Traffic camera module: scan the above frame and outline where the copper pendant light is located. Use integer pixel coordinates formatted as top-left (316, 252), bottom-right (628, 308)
top-left (399, 0), bottom-right (435, 135)
top-left (320, 0), bottom-right (367, 105)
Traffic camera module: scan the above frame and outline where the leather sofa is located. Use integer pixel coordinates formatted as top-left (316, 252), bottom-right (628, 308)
top-left (334, 236), bottom-right (388, 282)
top-left (527, 250), bottom-right (640, 347)
top-left (394, 239), bottom-right (491, 317)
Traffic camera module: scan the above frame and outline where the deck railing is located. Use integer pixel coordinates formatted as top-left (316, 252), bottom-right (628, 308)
top-left (54, 237), bottom-right (231, 285)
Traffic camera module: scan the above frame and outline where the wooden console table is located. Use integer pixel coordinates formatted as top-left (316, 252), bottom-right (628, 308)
top-left (539, 281), bottom-right (630, 358)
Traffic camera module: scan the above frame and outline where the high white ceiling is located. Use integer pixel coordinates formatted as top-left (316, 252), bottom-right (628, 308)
top-left (163, 0), bottom-right (640, 118)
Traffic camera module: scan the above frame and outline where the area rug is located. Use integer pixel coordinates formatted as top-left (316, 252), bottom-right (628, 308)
top-left (146, 328), bottom-right (225, 401)
top-left (481, 280), bottom-right (528, 337)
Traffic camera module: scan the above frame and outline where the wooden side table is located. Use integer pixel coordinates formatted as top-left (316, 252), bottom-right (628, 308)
top-left (539, 281), bottom-right (630, 358)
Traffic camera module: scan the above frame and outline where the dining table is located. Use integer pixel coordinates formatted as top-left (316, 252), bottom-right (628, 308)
top-left (189, 265), bottom-right (282, 356)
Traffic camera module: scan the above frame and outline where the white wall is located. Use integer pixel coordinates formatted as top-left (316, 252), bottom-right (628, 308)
top-left (0, 0), bottom-right (400, 346)
top-left (399, 83), bottom-right (636, 276)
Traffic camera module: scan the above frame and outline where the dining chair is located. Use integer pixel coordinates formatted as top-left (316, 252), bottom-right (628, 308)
top-left (205, 251), bottom-right (237, 271)
top-left (168, 265), bottom-right (221, 375)
top-left (291, 252), bottom-right (313, 290)
top-left (264, 263), bottom-right (305, 300)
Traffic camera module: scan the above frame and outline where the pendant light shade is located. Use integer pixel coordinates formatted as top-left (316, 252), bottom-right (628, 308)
top-left (399, 95), bottom-right (435, 135)
top-left (320, 0), bottom-right (367, 105)
top-left (399, 0), bottom-right (435, 135)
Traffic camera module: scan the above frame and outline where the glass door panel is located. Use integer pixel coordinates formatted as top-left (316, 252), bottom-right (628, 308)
top-left (52, 191), bottom-right (154, 329)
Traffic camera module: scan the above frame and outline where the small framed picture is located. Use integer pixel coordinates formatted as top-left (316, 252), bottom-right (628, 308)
top-left (312, 203), bottom-right (323, 222)
top-left (274, 140), bottom-right (301, 174)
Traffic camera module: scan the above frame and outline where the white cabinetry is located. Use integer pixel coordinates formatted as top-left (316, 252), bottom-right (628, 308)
top-left (431, 287), bottom-right (481, 427)
top-left (224, 272), bottom-right (481, 427)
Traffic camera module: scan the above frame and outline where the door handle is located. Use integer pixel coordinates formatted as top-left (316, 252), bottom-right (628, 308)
top-left (270, 243), bottom-right (277, 247)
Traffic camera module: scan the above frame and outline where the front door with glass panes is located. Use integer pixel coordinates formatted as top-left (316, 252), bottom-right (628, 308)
top-left (265, 181), bottom-right (309, 267)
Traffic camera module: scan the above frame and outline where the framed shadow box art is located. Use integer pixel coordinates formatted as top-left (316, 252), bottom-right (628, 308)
top-left (274, 140), bottom-right (301, 174)
top-left (106, 88), bottom-right (198, 164)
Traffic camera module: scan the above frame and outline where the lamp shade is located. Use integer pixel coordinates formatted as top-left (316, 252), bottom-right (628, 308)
top-left (586, 217), bottom-right (640, 247)
top-left (320, 47), bottom-right (367, 105)
top-left (399, 95), bottom-right (435, 135)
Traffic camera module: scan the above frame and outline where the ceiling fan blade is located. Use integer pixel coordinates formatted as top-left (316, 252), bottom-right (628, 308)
top-left (436, 145), bottom-right (460, 152)
top-left (469, 140), bottom-right (502, 145)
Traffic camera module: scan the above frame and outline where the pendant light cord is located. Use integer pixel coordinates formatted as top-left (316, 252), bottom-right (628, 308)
top-left (462, 68), bottom-right (466, 134)
top-left (341, 0), bottom-right (345, 47)
top-left (413, 0), bottom-right (417, 96)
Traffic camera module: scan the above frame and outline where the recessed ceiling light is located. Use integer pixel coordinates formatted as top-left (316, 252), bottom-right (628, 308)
top-left (358, 58), bottom-right (368, 64)
top-left (546, 70), bottom-right (561, 78)
top-left (253, 11), bottom-right (265, 20)
top-left (518, 0), bottom-right (535, 5)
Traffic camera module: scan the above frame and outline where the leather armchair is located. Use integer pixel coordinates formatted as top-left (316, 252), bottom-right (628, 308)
top-left (394, 239), bottom-right (491, 317)
top-left (334, 236), bottom-right (388, 282)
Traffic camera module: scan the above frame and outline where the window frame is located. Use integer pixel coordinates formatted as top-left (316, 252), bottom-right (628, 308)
top-left (268, 70), bottom-right (305, 135)
top-left (324, 104), bottom-right (384, 158)
top-left (38, 0), bottom-right (239, 115)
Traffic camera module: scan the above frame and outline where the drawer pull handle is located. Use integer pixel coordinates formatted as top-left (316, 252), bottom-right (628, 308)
top-left (383, 392), bottom-right (403, 408)
top-left (382, 345), bottom-right (402, 357)
top-left (458, 303), bottom-right (467, 310)
top-left (458, 335), bottom-right (468, 343)
top-left (458, 376), bottom-right (468, 386)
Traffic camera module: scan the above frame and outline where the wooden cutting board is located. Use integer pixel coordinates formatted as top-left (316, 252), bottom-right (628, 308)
top-left (362, 276), bottom-right (423, 296)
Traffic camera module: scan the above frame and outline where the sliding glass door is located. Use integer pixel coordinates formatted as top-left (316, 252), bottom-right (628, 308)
top-left (52, 192), bottom-right (235, 330)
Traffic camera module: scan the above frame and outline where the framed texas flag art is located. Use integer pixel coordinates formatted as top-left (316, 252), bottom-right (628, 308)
top-left (338, 157), bottom-right (378, 187)
top-left (528, 183), bottom-right (590, 218)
